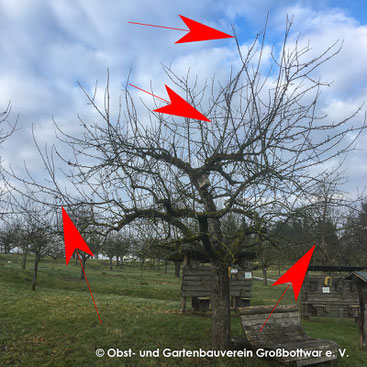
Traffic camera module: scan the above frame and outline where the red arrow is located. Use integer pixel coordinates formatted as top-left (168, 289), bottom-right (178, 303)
top-left (259, 245), bottom-right (316, 332)
top-left (128, 15), bottom-right (233, 44)
top-left (176, 15), bottom-right (234, 43)
top-left (272, 245), bottom-right (316, 301)
top-left (154, 85), bottom-right (211, 121)
top-left (61, 207), bottom-right (102, 324)
top-left (129, 83), bottom-right (211, 122)
top-left (62, 206), bottom-right (94, 265)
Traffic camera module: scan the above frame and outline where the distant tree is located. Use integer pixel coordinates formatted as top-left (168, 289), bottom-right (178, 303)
top-left (17, 203), bottom-right (62, 291)
top-left (342, 201), bottom-right (367, 265)
top-left (103, 232), bottom-right (131, 270)
top-left (64, 204), bottom-right (102, 279)
top-left (103, 234), bottom-right (117, 271)
top-left (78, 231), bottom-right (102, 278)
top-left (307, 174), bottom-right (346, 264)
top-left (113, 232), bottom-right (131, 268)
top-left (0, 220), bottom-right (20, 254)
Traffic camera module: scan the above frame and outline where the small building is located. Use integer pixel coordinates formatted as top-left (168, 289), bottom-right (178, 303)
top-left (301, 265), bottom-right (367, 320)
top-left (301, 274), bottom-right (359, 319)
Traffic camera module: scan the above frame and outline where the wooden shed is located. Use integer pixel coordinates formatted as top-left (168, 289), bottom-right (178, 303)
top-left (301, 274), bottom-right (359, 319)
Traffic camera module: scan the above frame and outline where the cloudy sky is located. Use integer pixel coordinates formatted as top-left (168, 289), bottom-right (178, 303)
top-left (0, 0), bottom-right (366, 197)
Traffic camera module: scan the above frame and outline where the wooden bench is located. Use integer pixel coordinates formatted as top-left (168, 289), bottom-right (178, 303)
top-left (181, 266), bottom-right (252, 311)
top-left (236, 305), bottom-right (339, 366)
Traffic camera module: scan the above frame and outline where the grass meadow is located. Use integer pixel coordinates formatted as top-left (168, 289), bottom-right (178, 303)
top-left (1, 253), bottom-right (367, 366)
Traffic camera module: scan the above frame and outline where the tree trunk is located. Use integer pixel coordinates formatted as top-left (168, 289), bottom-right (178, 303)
top-left (116, 256), bottom-right (120, 267)
top-left (80, 257), bottom-right (86, 280)
top-left (164, 261), bottom-right (168, 274)
top-left (109, 257), bottom-right (113, 271)
top-left (174, 261), bottom-right (181, 277)
top-left (262, 268), bottom-right (268, 286)
top-left (31, 257), bottom-right (39, 291)
top-left (140, 259), bottom-right (145, 284)
top-left (210, 261), bottom-right (230, 350)
top-left (22, 247), bottom-right (28, 270)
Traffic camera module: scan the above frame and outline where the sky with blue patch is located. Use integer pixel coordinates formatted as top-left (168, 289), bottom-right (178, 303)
top-left (0, 0), bottom-right (366, 198)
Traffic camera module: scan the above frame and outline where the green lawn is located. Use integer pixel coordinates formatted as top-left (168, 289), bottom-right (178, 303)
top-left (0, 254), bottom-right (366, 366)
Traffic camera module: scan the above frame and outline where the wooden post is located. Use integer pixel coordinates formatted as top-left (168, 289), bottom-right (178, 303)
top-left (180, 255), bottom-right (189, 313)
top-left (357, 283), bottom-right (367, 347)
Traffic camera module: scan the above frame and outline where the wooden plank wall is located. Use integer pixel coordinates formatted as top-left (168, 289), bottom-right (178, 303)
top-left (301, 274), bottom-right (359, 318)
top-left (181, 266), bottom-right (252, 298)
top-left (181, 267), bottom-right (212, 297)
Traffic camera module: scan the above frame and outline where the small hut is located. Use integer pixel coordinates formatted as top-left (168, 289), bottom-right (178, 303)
top-left (301, 265), bottom-right (367, 320)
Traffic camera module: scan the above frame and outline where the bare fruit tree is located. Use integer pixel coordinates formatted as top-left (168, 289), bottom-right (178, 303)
top-left (8, 20), bottom-right (366, 348)
top-left (10, 199), bottom-right (63, 291)
top-left (0, 103), bottom-right (17, 217)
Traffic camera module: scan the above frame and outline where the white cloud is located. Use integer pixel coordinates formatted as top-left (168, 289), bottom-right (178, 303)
top-left (0, 0), bottom-right (366, 197)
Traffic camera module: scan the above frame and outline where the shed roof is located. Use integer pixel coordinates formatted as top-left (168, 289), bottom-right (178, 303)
top-left (345, 271), bottom-right (367, 282)
top-left (309, 265), bottom-right (367, 272)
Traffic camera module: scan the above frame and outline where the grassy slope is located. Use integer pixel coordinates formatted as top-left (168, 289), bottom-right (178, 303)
top-left (0, 254), bottom-right (366, 366)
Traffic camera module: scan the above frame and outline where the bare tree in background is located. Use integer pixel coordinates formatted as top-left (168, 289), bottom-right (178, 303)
top-left (11, 200), bottom-right (63, 291)
top-left (104, 231), bottom-right (131, 269)
top-left (342, 200), bottom-right (367, 265)
top-left (0, 220), bottom-right (20, 254)
top-left (7, 20), bottom-right (367, 348)
top-left (0, 103), bottom-right (17, 217)
top-left (63, 204), bottom-right (102, 279)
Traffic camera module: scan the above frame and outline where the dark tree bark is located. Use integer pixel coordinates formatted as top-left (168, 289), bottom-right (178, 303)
top-left (262, 268), bottom-right (268, 286)
top-left (80, 256), bottom-right (87, 280)
top-left (211, 261), bottom-right (230, 350)
top-left (31, 257), bottom-right (40, 291)
top-left (22, 245), bottom-right (28, 270)
top-left (140, 259), bottom-right (145, 284)
top-left (174, 261), bottom-right (181, 277)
